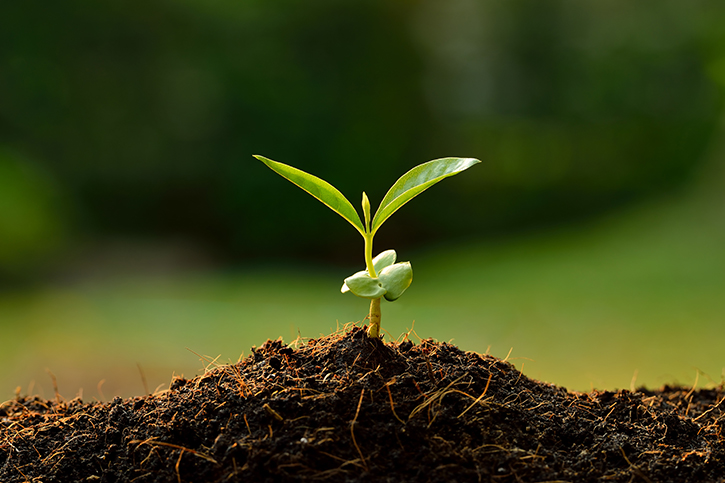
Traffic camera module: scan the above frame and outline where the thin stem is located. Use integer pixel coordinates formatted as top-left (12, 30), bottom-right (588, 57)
top-left (363, 232), bottom-right (377, 278)
top-left (368, 297), bottom-right (381, 338)
top-left (363, 231), bottom-right (381, 338)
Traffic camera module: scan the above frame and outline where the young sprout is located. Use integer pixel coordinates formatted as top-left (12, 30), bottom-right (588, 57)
top-left (255, 155), bottom-right (481, 338)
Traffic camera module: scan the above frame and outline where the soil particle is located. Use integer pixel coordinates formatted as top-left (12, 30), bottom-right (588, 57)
top-left (1, 325), bottom-right (724, 482)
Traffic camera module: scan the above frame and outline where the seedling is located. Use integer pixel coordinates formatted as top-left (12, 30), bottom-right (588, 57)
top-left (255, 155), bottom-right (480, 338)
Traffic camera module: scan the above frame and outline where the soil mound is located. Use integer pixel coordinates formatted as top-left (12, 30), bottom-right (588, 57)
top-left (1, 326), bottom-right (724, 482)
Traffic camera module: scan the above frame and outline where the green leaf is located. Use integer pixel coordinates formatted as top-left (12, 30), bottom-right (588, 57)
top-left (255, 155), bottom-right (365, 235)
top-left (341, 249), bottom-right (397, 294)
top-left (372, 249), bottom-right (396, 273)
top-left (371, 157), bottom-right (481, 234)
top-left (379, 261), bottom-right (412, 301)
top-left (341, 271), bottom-right (387, 299)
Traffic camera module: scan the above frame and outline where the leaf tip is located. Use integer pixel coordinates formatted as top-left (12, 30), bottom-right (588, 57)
top-left (457, 157), bottom-right (482, 168)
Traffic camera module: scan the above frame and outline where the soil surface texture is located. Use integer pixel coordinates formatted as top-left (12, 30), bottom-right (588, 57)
top-left (1, 325), bottom-right (724, 482)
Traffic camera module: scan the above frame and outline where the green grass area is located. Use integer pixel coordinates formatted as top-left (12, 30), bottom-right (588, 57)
top-left (410, 191), bottom-right (725, 392)
top-left (1, 190), bottom-right (723, 400)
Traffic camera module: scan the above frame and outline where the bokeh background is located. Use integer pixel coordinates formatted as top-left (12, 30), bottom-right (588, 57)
top-left (2, 0), bottom-right (725, 400)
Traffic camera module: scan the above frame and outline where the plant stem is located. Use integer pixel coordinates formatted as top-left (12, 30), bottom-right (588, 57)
top-left (363, 232), bottom-right (377, 278)
top-left (363, 232), bottom-right (381, 338)
top-left (368, 297), bottom-right (381, 338)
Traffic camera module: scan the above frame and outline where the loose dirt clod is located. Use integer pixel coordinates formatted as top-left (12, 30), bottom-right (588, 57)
top-left (1, 325), bottom-right (724, 482)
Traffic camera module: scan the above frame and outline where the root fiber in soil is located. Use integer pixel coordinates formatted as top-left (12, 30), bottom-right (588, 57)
top-left (1, 326), bottom-right (724, 482)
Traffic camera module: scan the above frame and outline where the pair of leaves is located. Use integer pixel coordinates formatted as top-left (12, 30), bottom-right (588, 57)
top-left (341, 250), bottom-right (412, 301)
top-left (256, 154), bottom-right (480, 304)
top-left (254, 155), bottom-right (481, 236)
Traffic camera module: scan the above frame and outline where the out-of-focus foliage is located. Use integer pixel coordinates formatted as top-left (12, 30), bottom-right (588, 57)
top-left (1, 0), bottom-right (724, 276)
top-left (413, 0), bottom-right (724, 232)
top-left (0, 149), bottom-right (69, 277)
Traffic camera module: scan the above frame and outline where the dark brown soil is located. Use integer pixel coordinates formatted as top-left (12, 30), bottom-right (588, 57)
top-left (1, 325), bottom-right (724, 482)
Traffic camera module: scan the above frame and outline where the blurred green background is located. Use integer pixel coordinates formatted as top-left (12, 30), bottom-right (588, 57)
top-left (1, 0), bottom-right (725, 400)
